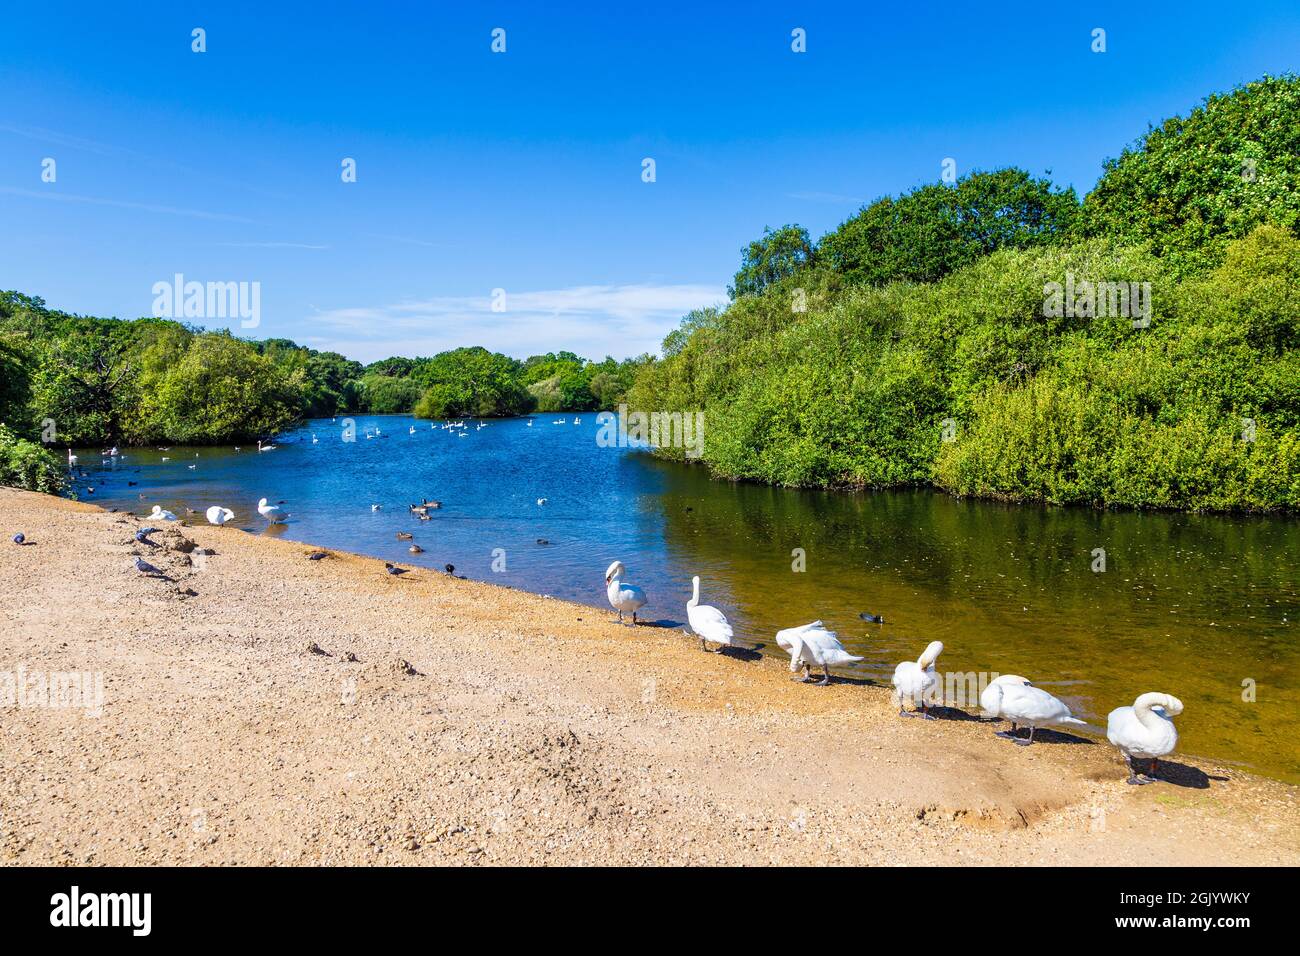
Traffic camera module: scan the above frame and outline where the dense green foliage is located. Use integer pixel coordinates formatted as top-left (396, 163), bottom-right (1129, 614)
top-left (0, 422), bottom-right (65, 495)
top-left (629, 75), bottom-right (1300, 512)
top-left (1082, 75), bottom-right (1300, 274)
top-left (816, 169), bottom-right (1079, 287)
top-left (729, 225), bottom-right (816, 298)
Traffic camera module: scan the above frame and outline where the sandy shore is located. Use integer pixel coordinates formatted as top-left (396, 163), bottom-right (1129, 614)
top-left (1, 486), bottom-right (1297, 866)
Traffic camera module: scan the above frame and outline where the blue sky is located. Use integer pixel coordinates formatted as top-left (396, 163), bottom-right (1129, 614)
top-left (2, 2), bottom-right (1297, 363)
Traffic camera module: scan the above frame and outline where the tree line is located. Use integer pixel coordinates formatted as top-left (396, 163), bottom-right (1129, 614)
top-left (0, 295), bottom-right (646, 493)
top-left (628, 74), bottom-right (1300, 512)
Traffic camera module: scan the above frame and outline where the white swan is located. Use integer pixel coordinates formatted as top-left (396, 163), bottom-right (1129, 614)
top-left (775, 621), bottom-right (862, 686)
top-left (891, 641), bottom-right (944, 718)
top-left (687, 575), bottom-right (738, 652)
top-left (536, 498), bottom-right (547, 506)
top-left (982, 679), bottom-right (1086, 745)
top-left (980, 674), bottom-right (1032, 720)
top-left (148, 505), bottom-right (178, 521)
top-left (205, 506), bottom-right (235, 527)
top-left (1107, 693), bottom-right (1183, 785)
top-left (256, 497), bottom-right (285, 523)
top-left (257, 440), bottom-right (276, 452)
top-left (604, 561), bottom-right (647, 626)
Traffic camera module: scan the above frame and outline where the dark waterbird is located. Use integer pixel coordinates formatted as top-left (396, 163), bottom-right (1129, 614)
top-left (384, 563), bottom-right (409, 576)
top-left (859, 612), bottom-right (885, 624)
top-left (306, 551), bottom-right (328, 561)
top-left (134, 530), bottom-right (159, 547)
top-left (444, 563), bottom-right (455, 574)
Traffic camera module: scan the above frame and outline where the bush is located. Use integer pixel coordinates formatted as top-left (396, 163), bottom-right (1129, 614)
top-left (0, 423), bottom-right (65, 495)
top-left (630, 227), bottom-right (1300, 512)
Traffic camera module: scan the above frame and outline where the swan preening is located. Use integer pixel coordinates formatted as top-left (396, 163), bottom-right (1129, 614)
top-left (605, 560), bottom-right (647, 625)
top-left (892, 641), bottom-right (943, 718)
top-left (775, 621), bottom-right (862, 685)
top-left (257, 497), bottom-right (286, 523)
top-left (687, 575), bottom-right (741, 652)
top-left (1108, 693), bottom-right (1183, 785)
top-left (148, 505), bottom-right (178, 521)
top-left (980, 675), bottom-right (1086, 745)
top-left (205, 506), bottom-right (235, 526)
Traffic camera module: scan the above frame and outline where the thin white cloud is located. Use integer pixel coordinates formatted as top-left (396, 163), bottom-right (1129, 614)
top-left (306, 283), bottom-right (727, 362)
top-left (0, 186), bottom-right (253, 223)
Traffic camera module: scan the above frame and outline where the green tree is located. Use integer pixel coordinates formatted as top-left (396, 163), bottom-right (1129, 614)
top-left (127, 334), bottom-right (301, 443)
top-left (819, 168), bottom-right (1079, 286)
top-left (1081, 74), bottom-right (1300, 273)
top-left (729, 225), bottom-right (815, 298)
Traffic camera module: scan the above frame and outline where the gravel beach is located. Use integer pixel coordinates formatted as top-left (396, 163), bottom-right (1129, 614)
top-left (2, 486), bottom-right (1297, 866)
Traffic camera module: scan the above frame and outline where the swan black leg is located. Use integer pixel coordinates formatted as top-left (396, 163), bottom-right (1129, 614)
top-left (995, 721), bottom-right (1020, 740)
top-left (1125, 755), bottom-right (1156, 785)
top-left (1014, 726), bottom-right (1035, 746)
top-left (815, 664), bottom-right (831, 687)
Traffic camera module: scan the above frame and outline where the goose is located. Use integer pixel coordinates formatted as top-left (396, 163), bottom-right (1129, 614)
top-left (396, 531), bottom-right (413, 540)
top-left (409, 544), bottom-right (423, 554)
top-left (775, 621), bottom-right (862, 685)
top-left (257, 497), bottom-right (286, 523)
top-left (148, 505), bottom-right (178, 522)
top-left (891, 641), bottom-right (944, 718)
top-left (205, 506), bottom-right (235, 527)
top-left (982, 679), bottom-right (1085, 745)
top-left (604, 560), bottom-right (647, 626)
top-left (1107, 693), bottom-right (1183, 785)
top-left (687, 575), bottom-right (738, 652)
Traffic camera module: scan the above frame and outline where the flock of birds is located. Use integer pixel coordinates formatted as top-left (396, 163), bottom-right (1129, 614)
top-left (56, 426), bottom-right (1181, 788)
top-left (605, 560), bottom-right (1185, 787)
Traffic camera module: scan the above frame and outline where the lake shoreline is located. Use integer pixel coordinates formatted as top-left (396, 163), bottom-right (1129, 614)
top-left (2, 486), bottom-right (1297, 865)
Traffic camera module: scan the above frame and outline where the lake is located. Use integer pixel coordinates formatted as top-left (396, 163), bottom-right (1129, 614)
top-left (71, 413), bottom-right (1300, 783)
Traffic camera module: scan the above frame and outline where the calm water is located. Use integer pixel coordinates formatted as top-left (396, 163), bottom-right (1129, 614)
top-left (72, 414), bottom-right (1300, 783)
